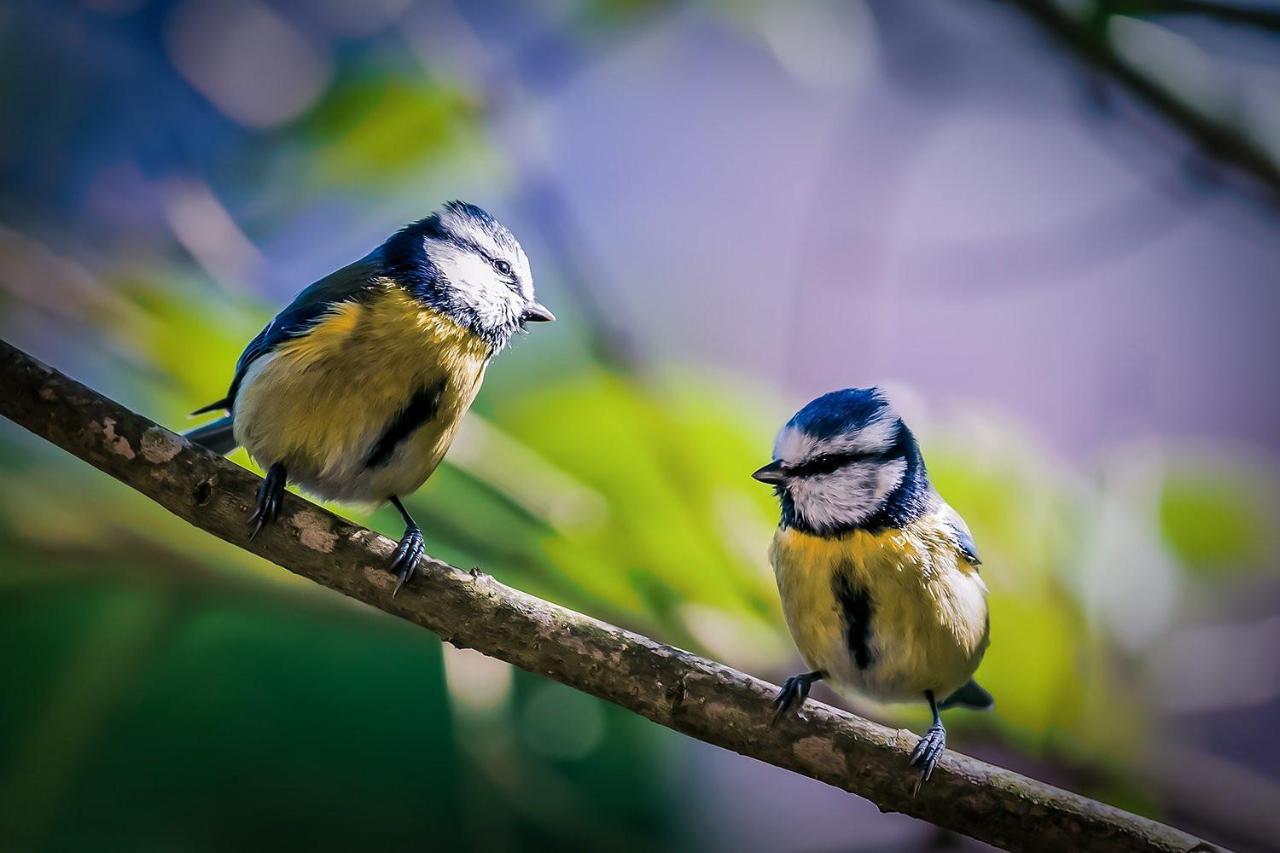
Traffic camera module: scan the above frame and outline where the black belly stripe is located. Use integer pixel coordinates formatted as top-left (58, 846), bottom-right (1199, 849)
top-left (364, 381), bottom-right (445, 469)
top-left (833, 569), bottom-right (874, 670)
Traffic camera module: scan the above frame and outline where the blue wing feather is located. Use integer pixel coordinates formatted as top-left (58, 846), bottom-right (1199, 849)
top-left (940, 503), bottom-right (981, 566)
top-left (193, 251), bottom-right (385, 414)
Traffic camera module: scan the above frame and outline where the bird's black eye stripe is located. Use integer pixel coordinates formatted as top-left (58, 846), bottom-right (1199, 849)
top-left (790, 454), bottom-right (855, 478)
top-left (790, 449), bottom-right (897, 478)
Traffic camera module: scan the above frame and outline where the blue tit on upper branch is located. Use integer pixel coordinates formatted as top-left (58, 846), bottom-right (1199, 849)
top-left (185, 201), bottom-right (554, 594)
top-left (752, 388), bottom-right (992, 791)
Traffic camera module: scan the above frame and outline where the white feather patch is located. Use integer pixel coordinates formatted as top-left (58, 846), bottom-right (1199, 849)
top-left (818, 411), bottom-right (899, 456)
top-left (786, 458), bottom-right (907, 531)
top-left (426, 237), bottom-right (524, 328)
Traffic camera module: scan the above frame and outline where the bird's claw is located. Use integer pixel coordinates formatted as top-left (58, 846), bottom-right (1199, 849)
top-left (909, 723), bottom-right (947, 794)
top-left (391, 525), bottom-right (425, 597)
top-left (248, 463), bottom-right (286, 540)
top-left (770, 673), bottom-right (816, 727)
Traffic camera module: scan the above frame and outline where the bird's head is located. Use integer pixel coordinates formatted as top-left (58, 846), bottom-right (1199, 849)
top-left (753, 387), bottom-right (930, 535)
top-left (386, 201), bottom-right (553, 349)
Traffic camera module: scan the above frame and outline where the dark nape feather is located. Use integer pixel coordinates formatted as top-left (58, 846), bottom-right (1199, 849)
top-left (184, 416), bottom-right (238, 456)
top-left (382, 215), bottom-right (443, 297)
top-left (940, 679), bottom-right (994, 711)
top-left (856, 423), bottom-right (933, 531)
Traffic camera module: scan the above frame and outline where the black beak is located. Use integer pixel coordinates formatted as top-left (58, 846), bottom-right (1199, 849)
top-left (752, 460), bottom-right (787, 485)
top-left (522, 301), bottom-right (555, 323)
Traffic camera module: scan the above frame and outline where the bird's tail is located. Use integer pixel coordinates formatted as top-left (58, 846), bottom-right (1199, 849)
top-left (184, 416), bottom-right (239, 456)
top-left (939, 679), bottom-right (994, 711)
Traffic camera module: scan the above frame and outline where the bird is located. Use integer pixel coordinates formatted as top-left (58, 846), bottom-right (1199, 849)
top-left (184, 201), bottom-right (554, 595)
top-left (752, 387), bottom-right (991, 791)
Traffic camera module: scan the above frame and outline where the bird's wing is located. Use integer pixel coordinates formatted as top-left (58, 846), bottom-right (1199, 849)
top-left (192, 251), bottom-right (385, 414)
top-left (939, 502), bottom-right (982, 567)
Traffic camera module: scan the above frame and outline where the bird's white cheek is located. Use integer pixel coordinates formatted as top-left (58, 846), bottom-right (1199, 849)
top-left (428, 240), bottom-right (521, 326)
top-left (872, 459), bottom-right (907, 502)
top-left (465, 283), bottom-right (520, 328)
top-left (789, 459), bottom-right (907, 530)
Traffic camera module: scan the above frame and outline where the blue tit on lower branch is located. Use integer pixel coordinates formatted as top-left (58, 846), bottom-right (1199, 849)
top-left (752, 388), bottom-right (992, 791)
top-left (185, 201), bottom-right (554, 594)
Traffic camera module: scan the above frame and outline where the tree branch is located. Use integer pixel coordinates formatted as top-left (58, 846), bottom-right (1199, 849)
top-left (0, 338), bottom-right (1219, 853)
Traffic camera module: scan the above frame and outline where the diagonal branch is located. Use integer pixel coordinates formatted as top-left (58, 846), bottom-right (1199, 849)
top-left (0, 338), bottom-right (1218, 853)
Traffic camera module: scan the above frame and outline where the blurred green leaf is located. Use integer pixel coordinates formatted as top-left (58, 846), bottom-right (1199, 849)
top-left (301, 73), bottom-right (487, 187)
top-left (1159, 461), bottom-right (1276, 575)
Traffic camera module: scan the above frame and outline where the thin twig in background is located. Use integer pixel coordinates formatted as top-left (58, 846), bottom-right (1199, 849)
top-left (1103, 0), bottom-right (1280, 32)
top-left (1000, 0), bottom-right (1280, 201)
top-left (0, 338), bottom-right (1220, 853)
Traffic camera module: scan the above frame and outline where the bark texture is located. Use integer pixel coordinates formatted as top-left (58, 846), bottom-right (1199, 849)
top-left (0, 338), bottom-right (1221, 853)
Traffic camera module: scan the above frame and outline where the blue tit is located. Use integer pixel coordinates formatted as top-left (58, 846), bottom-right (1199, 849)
top-left (184, 201), bottom-right (554, 594)
top-left (752, 388), bottom-right (992, 790)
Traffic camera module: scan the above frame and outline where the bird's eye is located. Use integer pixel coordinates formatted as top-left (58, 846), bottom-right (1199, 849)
top-left (493, 259), bottom-right (513, 277)
top-left (793, 452), bottom-right (862, 478)
top-left (807, 455), bottom-right (843, 475)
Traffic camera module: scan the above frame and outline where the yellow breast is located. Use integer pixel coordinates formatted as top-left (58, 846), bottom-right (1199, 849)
top-left (770, 514), bottom-right (989, 702)
top-left (233, 280), bottom-right (491, 502)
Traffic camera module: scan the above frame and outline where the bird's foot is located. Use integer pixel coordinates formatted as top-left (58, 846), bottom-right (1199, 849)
top-left (248, 463), bottom-right (287, 540)
top-left (909, 723), bottom-right (947, 794)
top-left (391, 525), bottom-right (425, 597)
top-left (770, 671), bottom-right (822, 727)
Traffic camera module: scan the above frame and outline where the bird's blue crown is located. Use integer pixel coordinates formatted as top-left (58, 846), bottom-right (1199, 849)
top-left (786, 387), bottom-right (895, 442)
